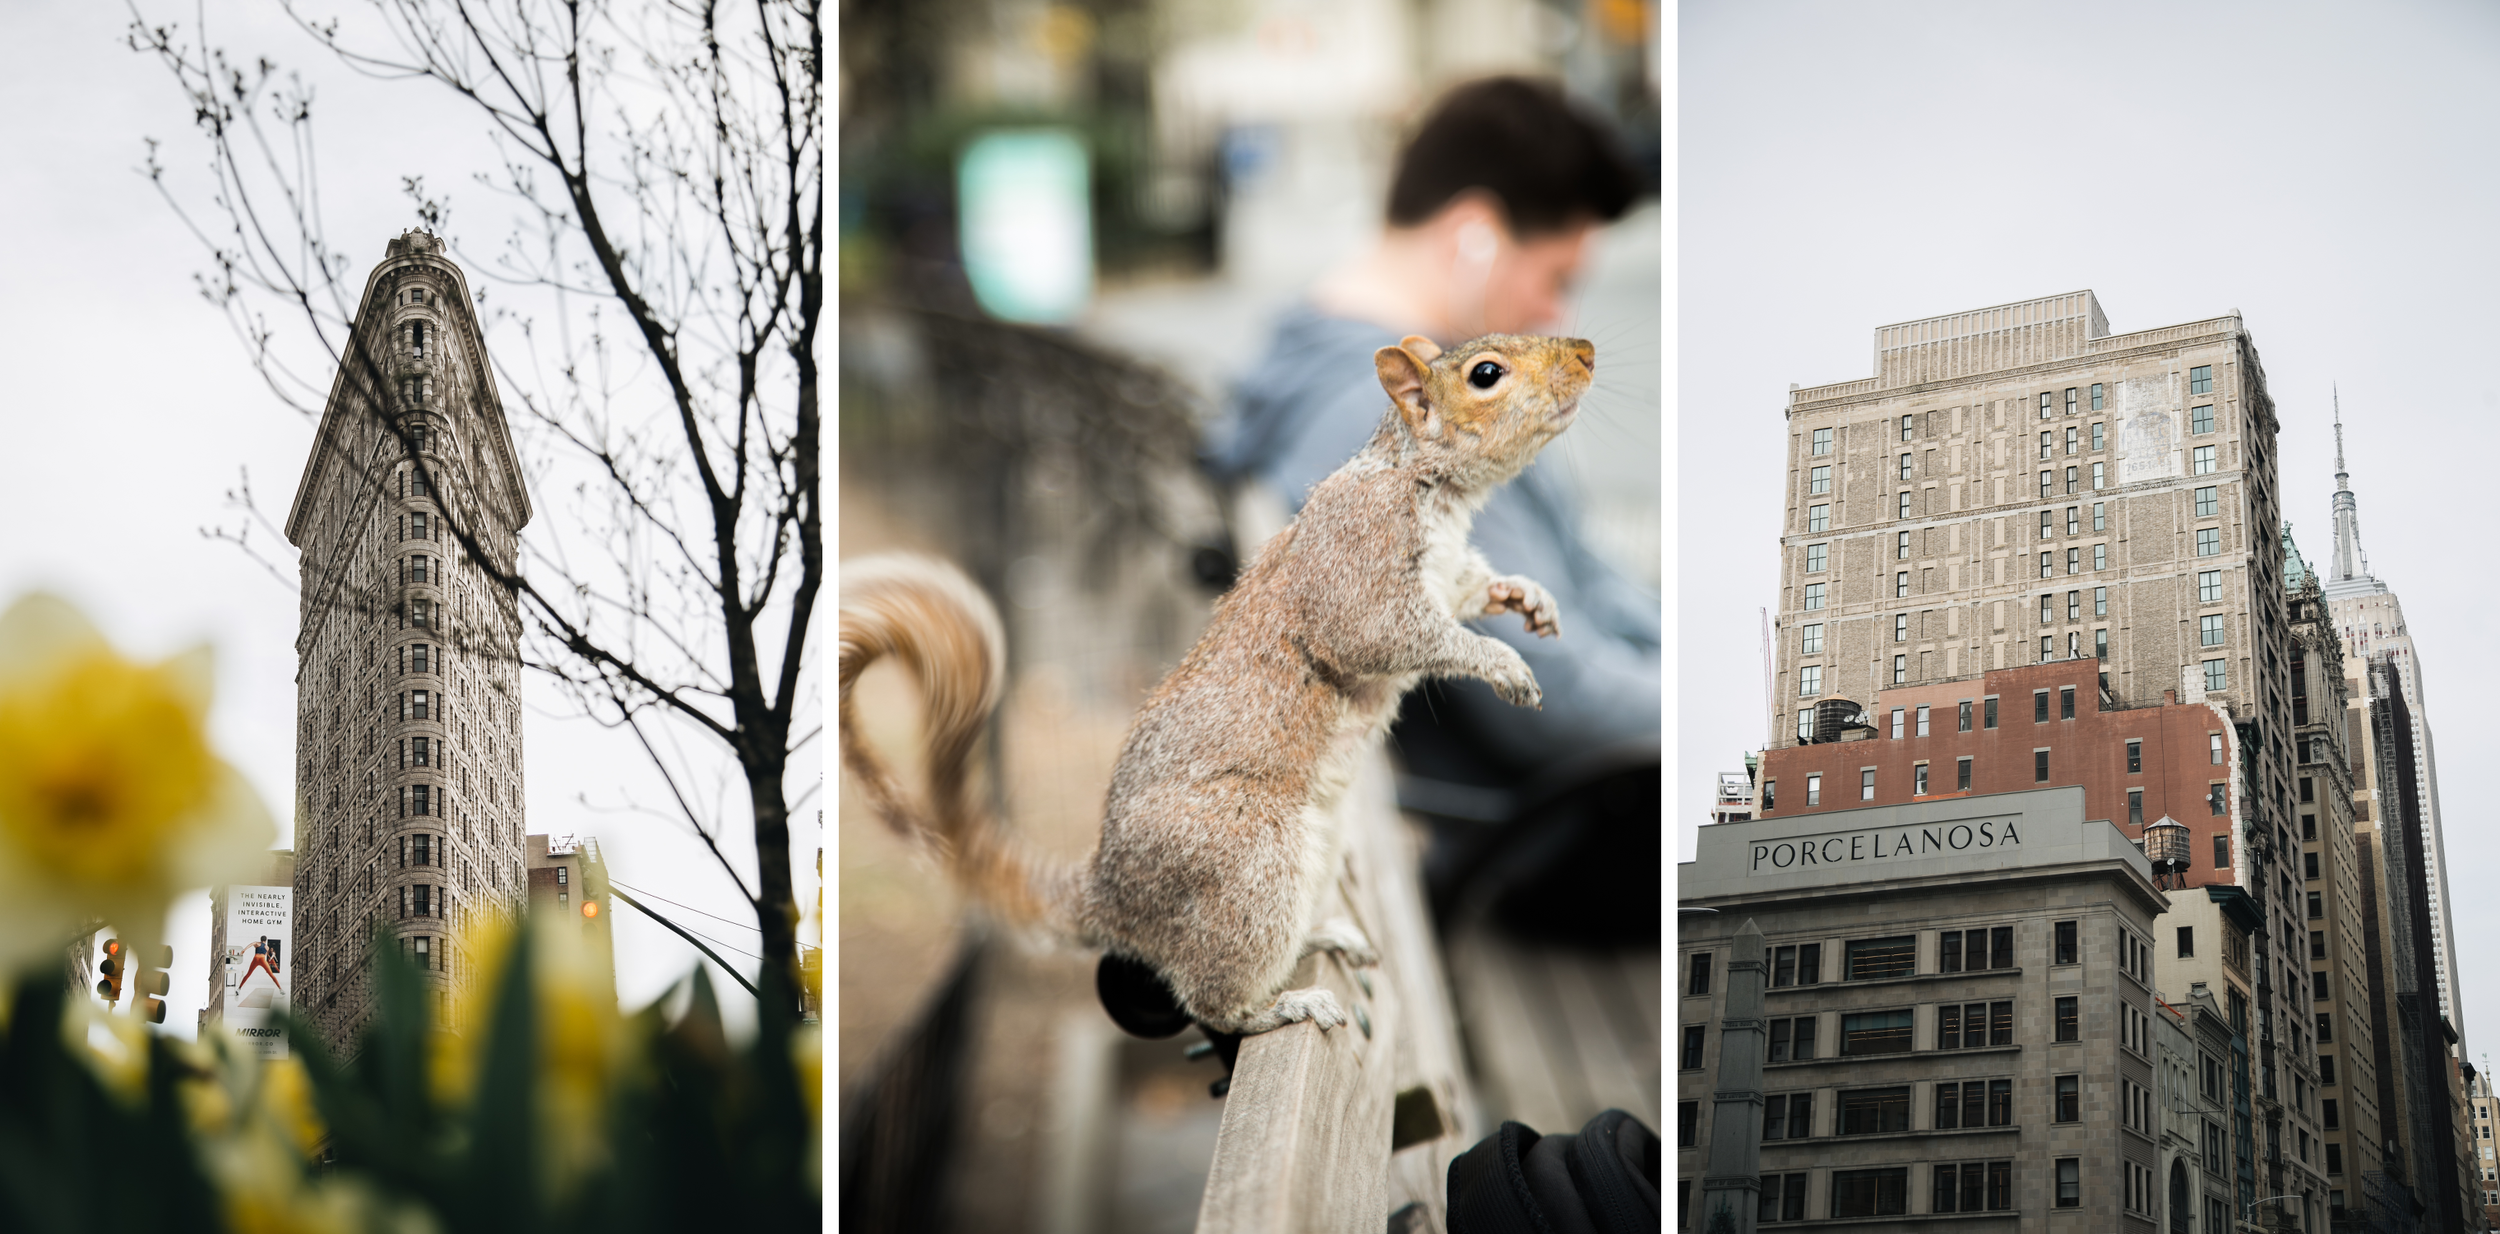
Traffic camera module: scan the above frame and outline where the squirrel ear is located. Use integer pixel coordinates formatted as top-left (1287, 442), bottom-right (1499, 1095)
top-left (1374, 344), bottom-right (1437, 437)
top-left (1399, 335), bottom-right (1443, 363)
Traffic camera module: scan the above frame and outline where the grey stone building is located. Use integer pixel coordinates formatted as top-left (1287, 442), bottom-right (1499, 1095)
top-left (283, 231), bottom-right (532, 1047)
top-left (1677, 788), bottom-right (2170, 1228)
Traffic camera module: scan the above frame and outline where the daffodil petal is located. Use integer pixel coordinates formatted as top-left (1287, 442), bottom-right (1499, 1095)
top-left (0, 593), bottom-right (109, 689)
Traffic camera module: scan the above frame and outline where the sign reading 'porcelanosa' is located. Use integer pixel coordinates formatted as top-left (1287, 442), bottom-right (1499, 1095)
top-left (1749, 816), bottom-right (2025, 874)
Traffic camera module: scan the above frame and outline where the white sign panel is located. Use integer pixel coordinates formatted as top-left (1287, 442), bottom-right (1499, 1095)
top-left (2114, 377), bottom-right (2179, 486)
top-left (223, 885), bottom-right (292, 1059)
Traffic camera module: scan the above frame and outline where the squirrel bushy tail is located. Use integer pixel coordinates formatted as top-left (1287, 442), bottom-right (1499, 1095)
top-left (836, 554), bottom-right (1083, 933)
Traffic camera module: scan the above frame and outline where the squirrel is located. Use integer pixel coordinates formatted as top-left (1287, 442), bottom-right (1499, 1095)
top-left (839, 331), bottom-right (1596, 1035)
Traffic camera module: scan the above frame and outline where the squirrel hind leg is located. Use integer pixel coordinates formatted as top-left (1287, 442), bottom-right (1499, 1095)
top-left (1205, 986), bottom-right (1349, 1036)
top-left (1298, 916), bottom-right (1380, 968)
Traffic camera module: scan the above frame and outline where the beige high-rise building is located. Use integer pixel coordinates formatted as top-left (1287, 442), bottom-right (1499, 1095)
top-left (283, 231), bottom-right (532, 1047)
top-left (1771, 291), bottom-right (2322, 1222)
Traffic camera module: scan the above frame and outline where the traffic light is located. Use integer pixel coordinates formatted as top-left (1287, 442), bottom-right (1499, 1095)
top-left (141, 945), bottom-right (172, 1024)
top-left (94, 937), bottom-right (124, 1004)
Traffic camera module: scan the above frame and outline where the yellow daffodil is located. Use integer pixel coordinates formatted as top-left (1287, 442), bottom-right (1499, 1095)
top-left (430, 911), bottom-right (627, 1197)
top-left (0, 594), bottom-right (276, 974)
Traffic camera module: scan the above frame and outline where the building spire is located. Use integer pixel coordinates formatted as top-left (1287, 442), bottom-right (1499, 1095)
top-left (2330, 385), bottom-right (2368, 584)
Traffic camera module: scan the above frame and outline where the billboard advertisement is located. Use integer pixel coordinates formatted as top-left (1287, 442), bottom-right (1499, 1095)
top-left (223, 885), bottom-right (292, 1059)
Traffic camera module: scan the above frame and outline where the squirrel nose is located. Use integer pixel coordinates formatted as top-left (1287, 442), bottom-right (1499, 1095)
top-left (1569, 340), bottom-right (1595, 372)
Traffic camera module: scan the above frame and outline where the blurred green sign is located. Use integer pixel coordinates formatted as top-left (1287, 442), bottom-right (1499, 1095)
top-left (958, 129), bottom-right (1093, 324)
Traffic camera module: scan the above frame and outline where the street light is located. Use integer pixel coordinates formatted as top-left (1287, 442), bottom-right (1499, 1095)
top-left (2243, 1194), bottom-right (2304, 1225)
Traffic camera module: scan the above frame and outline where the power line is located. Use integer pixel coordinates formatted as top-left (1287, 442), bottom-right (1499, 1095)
top-left (607, 876), bottom-right (762, 934)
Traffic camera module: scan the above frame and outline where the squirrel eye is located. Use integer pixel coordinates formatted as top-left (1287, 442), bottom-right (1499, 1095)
top-left (1468, 361), bottom-right (1504, 389)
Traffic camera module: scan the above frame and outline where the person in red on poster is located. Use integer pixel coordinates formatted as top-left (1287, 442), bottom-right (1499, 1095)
top-left (240, 935), bottom-right (281, 993)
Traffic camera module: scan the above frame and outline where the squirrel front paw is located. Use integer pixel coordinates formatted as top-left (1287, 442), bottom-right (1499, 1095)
top-left (1484, 644), bottom-right (1543, 710)
top-left (1484, 575), bottom-right (1561, 638)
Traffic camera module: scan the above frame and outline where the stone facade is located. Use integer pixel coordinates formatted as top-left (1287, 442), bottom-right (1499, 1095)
top-left (1677, 788), bottom-right (2170, 1229)
top-left (282, 231), bottom-right (532, 1048)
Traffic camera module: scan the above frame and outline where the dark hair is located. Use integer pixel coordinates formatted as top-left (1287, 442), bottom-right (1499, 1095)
top-left (1385, 77), bottom-right (1638, 236)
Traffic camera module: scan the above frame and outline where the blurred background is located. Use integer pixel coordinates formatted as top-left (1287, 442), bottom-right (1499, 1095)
top-left (836, 0), bottom-right (1659, 1228)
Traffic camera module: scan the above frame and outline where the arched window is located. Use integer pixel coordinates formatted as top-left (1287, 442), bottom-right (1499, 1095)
top-left (2168, 1160), bottom-right (2190, 1233)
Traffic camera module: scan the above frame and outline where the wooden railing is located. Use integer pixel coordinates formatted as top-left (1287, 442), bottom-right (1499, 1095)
top-left (1195, 752), bottom-right (1475, 1234)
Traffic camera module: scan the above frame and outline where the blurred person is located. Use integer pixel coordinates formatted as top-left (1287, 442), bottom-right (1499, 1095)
top-left (1203, 77), bottom-right (1657, 943)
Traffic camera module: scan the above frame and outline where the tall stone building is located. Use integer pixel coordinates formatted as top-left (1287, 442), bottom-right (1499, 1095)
top-left (2286, 538), bottom-right (2389, 1224)
top-left (283, 231), bottom-right (532, 1046)
top-left (1764, 291), bottom-right (2329, 1226)
top-left (2321, 406), bottom-right (2461, 1054)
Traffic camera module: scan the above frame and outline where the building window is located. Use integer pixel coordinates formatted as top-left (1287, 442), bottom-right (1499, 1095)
top-left (1897, 491), bottom-right (1912, 519)
top-left (2038, 595), bottom-right (2052, 627)
top-left (1809, 465), bottom-right (1831, 494)
top-left (1831, 1168), bottom-right (1908, 1218)
top-left (1838, 1086), bottom-right (1912, 1135)
top-left (1894, 613), bottom-right (1908, 642)
top-left (2038, 552), bottom-right (2051, 579)
top-left (2320, 1055), bottom-right (2336, 1085)
top-left (1679, 1025), bottom-right (1704, 1070)
top-left (1940, 926), bottom-right (2014, 973)
top-left (1761, 780), bottom-right (1776, 810)
top-left (2064, 425), bottom-right (2079, 455)
top-left (1983, 697), bottom-right (1997, 728)
top-left (1893, 656), bottom-right (1908, 685)
top-left (1807, 504), bottom-right (1829, 533)
top-left (2065, 591), bottom-right (2080, 621)
top-left (1916, 705), bottom-right (1930, 736)
top-left (2128, 789), bottom-right (2143, 827)
top-left (2204, 659), bottom-right (2227, 692)
top-left (2091, 421), bottom-right (2106, 450)
top-left (2092, 587), bottom-right (2107, 618)
top-left (2060, 686), bottom-right (2075, 719)
top-left (2065, 388), bottom-right (2078, 416)
top-left (1802, 582), bottom-right (1824, 610)
top-left (2039, 431), bottom-right (2054, 462)
top-left (1806, 774), bottom-right (1821, 805)
top-left (2092, 543), bottom-right (2106, 571)
top-left (1769, 1016), bottom-right (1818, 1061)
top-left (2066, 547), bottom-right (2080, 574)
top-left (413, 784), bottom-right (431, 817)
top-left (1933, 1085), bottom-right (2014, 1133)
top-left (2308, 891), bottom-right (2324, 919)
top-left (2302, 813), bottom-right (2316, 840)
top-left (2196, 527), bottom-right (2220, 557)
top-left (1957, 756), bottom-right (1972, 790)
top-left (1799, 665), bottom-right (1822, 696)
top-left (2091, 383), bottom-right (2104, 410)
top-left (1845, 936), bottom-right (1915, 980)
top-left (2202, 614), bottom-right (2227, 646)
top-left (1772, 945), bottom-right (1822, 987)
top-left (1676, 1100), bottom-right (1697, 1146)
top-left (2092, 502), bottom-right (2106, 531)
top-left (1758, 1172), bottom-right (1808, 1224)
top-left (2193, 444), bottom-right (2217, 475)
top-left (1958, 700), bottom-right (1972, 732)
top-left (2035, 750), bottom-right (2050, 783)
top-left (1811, 427), bottom-right (1831, 456)
top-left (1898, 414), bottom-right (1915, 442)
top-left (1805, 543), bottom-right (1826, 572)
top-left (2053, 995), bottom-right (2080, 1042)
top-left (2054, 920), bottom-right (2078, 965)
top-left (2039, 635), bottom-right (2052, 663)
top-left (2033, 690), bottom-right (2050, 723)
top-left (2039, 470), bottom-right (2052, 498)
top-left (1801, 624), bottom-right (1823, 655)
top-left (1895, 571), bottom-right (1909, 598)
top-left (1796, 708), bottom-right (1814, 745)
top-left (1840, 1013), bottom-right (1914, 1057)
top-left (1688, 953), bottom-right (1713, 996)
top-left (2192, 403), bottom-right (2215, 433)
top-left (2055, 1074), bottom-right (2081, 1121)
top-left (2090, 461), bottom-right (2105, 490)
top-left (1890, 708), bottom-right (1905, 738)
top-left (2189, 365), bottom-right (2213, 394)
top-left (1860, 768), bottom-right (1876, 801)
top-left (1898, 452), bottom-right (1913, 481)
top-left (2195, 485), bottom-right (2219, 517)
top-left (2197, 569), bottom-right (2223, 603)
top-left (2039, 510), bottom-right (2054, 540)
top-left (2065, 466), bottom-right (2077, 493)
top-left (2215, 835), bottom-right (2230, 867)
top-left (1896, 530), bottom-right (1911, 560)
top-left (2211, 783), bottom-right (2229, 816)
top-left (2310, 929), bottom-right (2325, 959)
top-left (1938, 1000), bottom-right (2014, 1048)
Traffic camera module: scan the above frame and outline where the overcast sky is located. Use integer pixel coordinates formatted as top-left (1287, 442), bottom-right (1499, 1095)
top-left (1678, 1), bottom-right (2500, 1055)
top-left (0, 0), bottom-right (815, 1040)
